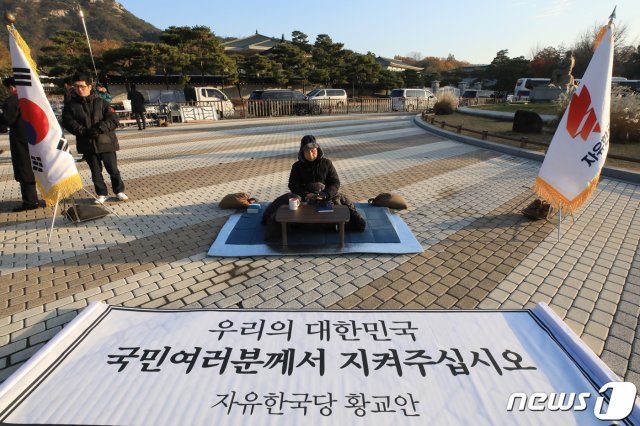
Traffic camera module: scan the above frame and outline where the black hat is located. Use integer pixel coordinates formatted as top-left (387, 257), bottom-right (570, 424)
top-left (301, 134), bottom-right (319, 150)
top-left (2, 77), bottom-right (16, 88)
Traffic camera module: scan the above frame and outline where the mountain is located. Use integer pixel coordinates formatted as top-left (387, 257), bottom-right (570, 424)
top-left (0, 0), bottom-right (161, 56)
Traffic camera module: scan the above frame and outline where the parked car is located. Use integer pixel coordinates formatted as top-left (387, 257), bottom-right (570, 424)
top-left (248, 89), bottom-right (310, 116)
top-left (461, 90), bottom-right (495, 99)
top-left (390, 88), bottom-right (436, 111)
top-left (306, 88), bottom-right (348, 107)
top-left (148, 87), bottom-right (235, 119)
top-left (185, 87), bottom-right (235, 118)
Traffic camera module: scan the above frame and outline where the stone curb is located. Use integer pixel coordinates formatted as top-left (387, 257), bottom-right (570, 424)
top-left (412, 115), bottom-right (640, 184)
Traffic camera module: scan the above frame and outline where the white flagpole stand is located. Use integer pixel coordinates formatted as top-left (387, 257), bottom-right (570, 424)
top-left (558, 209), bottom-right (561, 241)
top-left (45, 188), bottom-right (121, 244)
top-left (47, 192), bottom-right (61, 244)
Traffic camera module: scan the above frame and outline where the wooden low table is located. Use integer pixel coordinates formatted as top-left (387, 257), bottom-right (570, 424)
top-left (275, 204), bottom-right (350, 248)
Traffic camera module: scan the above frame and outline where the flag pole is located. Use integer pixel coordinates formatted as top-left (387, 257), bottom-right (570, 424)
top-left (558, 208), bottom-right (561, 241)
top-left (47, 192), bottom-right (61, 244)
top-left (77, 3), bottom-right (99, 82)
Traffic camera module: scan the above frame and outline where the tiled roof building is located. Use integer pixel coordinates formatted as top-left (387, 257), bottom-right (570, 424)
top-left (223, 31), bottom-right (286, 56)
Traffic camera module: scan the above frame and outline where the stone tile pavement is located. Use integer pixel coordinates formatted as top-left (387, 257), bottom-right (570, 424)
top-left (0, 113), bottom-right (638, 392)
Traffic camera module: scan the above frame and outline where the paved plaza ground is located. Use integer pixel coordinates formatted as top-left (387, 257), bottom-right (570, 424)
top-left (0, 113), bottom-right (639, 391)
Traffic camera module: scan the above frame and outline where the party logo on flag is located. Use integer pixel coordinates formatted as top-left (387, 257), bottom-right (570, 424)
top-left (566, 87), bottom-right (601, 142)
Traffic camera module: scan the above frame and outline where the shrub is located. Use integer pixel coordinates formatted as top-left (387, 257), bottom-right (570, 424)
top-left (433, 92), bottom-right (459, 115)
top-left (610, 87), bottom-right (640, 143)
top-left (555, 85), bottom-right (640, 143)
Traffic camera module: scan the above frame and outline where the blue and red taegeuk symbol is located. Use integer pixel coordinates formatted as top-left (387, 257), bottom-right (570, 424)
top-left (18, 98), bottom-right (49, 145)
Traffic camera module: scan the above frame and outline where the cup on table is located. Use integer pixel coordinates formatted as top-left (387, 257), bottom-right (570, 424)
top-left (288, 198), bottom-right (300, 210)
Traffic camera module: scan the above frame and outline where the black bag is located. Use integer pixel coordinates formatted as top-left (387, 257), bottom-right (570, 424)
top-left (63, 204), bottom-right (109, 223)
top-left (522, 199), bottom-right (550, 220)
top-left (219, 193), bottom-right (257, 209)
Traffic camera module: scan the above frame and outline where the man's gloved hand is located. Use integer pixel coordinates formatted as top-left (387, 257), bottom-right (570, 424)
top-left (83, 128), bottom-right (100, 138)
top-left (95, 122), bottom-right (110, 134)
top-left (306, 182), bottom-right (326, 194)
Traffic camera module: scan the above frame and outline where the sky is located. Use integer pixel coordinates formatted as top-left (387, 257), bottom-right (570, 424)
top-left (117, 0), bottom-right (639, 65)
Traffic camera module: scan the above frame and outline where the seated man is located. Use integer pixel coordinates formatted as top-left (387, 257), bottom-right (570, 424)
top-left (262, 135), bottom-right (366, 237)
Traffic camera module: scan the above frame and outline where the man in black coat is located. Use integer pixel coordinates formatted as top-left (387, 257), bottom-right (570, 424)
top-left (288, 135), bottom-right (341, 201)
top-left (62, 73), bottom-right (128, 204)
top-left (127, 84), bottom-right (146, 130)
top-left (0, 77), bottom-right (40, 212)
top-left (262, 135), bottom-right (365, 234)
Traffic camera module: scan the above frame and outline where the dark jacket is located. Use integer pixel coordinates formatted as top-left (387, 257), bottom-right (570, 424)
top-left (0, 94), bottom-right (35, 183)
top-left (62, 92), bottom-right (120, 155)
top-left (288, 143), bottom-right (340, 199)
top-left (127, 89), bottom-right (146, 113)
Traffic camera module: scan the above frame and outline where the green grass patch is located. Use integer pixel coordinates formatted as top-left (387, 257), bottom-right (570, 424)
top-left (425, 112), bottom-right (640, 171)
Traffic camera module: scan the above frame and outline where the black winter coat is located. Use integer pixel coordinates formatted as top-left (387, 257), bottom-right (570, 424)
top-left (288, 144), bottom-right (340, 199)
top-left (127, 90), bottom-right (146, 113)
top-left (0, 94), bottom-right (35, 183)
top-left (62, 92), bottom-right (120, 155)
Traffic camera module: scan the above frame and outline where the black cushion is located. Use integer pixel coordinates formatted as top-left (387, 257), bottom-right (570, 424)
top-left (63, 205), bottom-right (109, 223)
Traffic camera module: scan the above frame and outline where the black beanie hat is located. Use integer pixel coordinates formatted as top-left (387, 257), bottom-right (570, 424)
top-left (300, 134), bottom-right (319, 150)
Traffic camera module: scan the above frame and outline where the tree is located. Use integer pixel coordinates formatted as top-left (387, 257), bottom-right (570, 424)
top-left (267, 42), bottom-right (310, 86)
top-left (241, 55), bottom-right (275, 87)
top-left (402, 69), bottom-right (421, 87)
top-left (159, 26), bottom-right (229, 77)
top-left (487, 49), bottom-right (530, 92)
top-left (38, 30), bottom-right (93, 76)
top-left (571, 22), bottom-right (631, 78)
top-left (291, 30), bottom-right (311, 53)
top-left (101, 42), bottom-right (156, 79)
top-left (615, 45), bottom-right (639, 78)
top-left (344, 51), bottom-right (381, 96)
top-left (152, 43), bottom-right (189, 89)
top-left (528, 47), bottom-right (561, 78)
top-left (377, 70), bottom-right (404, 95)
top-left (311, 34), bottom-right (347, 86)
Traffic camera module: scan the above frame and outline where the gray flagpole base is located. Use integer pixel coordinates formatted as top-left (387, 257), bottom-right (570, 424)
top-left (558, 208), bottom-right (561, 241)
top-left (45, 188), bottom-right (121, 244)
top-left (82, 188), bottom-right (121, 218)
top-left (47, 193), bottom-right (61, 244)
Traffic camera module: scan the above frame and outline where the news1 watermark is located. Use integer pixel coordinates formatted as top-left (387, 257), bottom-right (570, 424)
top-left (507, 381), bottom-right (637, 421)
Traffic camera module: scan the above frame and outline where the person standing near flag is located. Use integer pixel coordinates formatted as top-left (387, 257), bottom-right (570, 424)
top-left (62, 73), bottom-right (128, 204)
top-left (0, 77), bottom-right (40, 212)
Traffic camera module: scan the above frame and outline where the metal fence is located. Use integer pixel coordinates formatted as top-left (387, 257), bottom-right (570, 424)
top-left (138, 98), bottom-right (436, 123)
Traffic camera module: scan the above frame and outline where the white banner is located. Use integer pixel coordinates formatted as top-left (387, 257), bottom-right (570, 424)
top-left (0, 303), bottom-right (638, 425)
top-left (7, 27), bottom-right (82, 207)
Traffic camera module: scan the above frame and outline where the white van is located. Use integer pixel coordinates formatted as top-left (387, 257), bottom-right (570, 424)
top-left (513, 78), bottom-right (550, 100)
top-left (149, 87), bottom-right (235, 119)
top-left (390, 88), bottom-right (436, 111)
top-left (185, 87), bottom-right (235, 118)
top-left (306, 88), bottom-right (348, 106)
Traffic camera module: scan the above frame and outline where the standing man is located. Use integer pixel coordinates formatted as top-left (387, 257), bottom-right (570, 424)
top-left (127, 84), bottom-right (146, 131)
top-left (62, 73), bottom-right (128, 204)
top-left (0, 77), bottom-right (40, 212)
